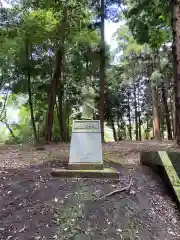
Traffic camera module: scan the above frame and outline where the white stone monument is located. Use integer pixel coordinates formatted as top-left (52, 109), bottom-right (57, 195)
top-left (68, 120), bottom-right (103, 169)
top-left (51, 87), bottom-right (118, 177)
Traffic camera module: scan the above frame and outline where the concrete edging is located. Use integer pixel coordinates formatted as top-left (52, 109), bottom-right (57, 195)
top-left (140, 151), bottom-right (180, 207)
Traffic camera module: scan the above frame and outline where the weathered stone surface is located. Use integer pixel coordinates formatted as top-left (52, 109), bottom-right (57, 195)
top-left (69, 120), bottom-right (103, 169)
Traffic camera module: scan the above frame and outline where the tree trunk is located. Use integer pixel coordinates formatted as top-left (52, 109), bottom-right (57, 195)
top-left (148, 56), bottom-right (161, 141)
top-left (152, 124), bottom-right (155, 138)
top-left (99, 0), bottom-right (105, 142)
top-left (106, 97), bottom-right (117, 141)
top-left (55, 99), bottom-right (60, 123)
top-left (63, 102), bottom-right (69, 142)
top-left (137, 80), bottom-right (141, 141)
top-left (171, 0), bottom-right (180, 145)
top-left (133, 82), bottom-right (138, 140)
top-left (56, 84), bottom-right (66, 142)
top-left (37, 123), bottom-right (40, 140)
top-left (127, 90), bottom-right (132, 139)
top-left (117, 122), bottom-right (122, 141)
top-left (170, 92), bottom-right (175, 138)
top-left (151, 85), bottom-right (161, 141)
top-left (138, 112), bottom-right (142, 141)
top-left (46, 48), bottom-right (63, 142)
top-left (172, 90), bottom-right (176, 139)
top-left (58, 88), bottom-right (65, 141)
top-left (45, 9), bottom-right (67, 142)
top-left (58, 44), bottom-right (67, 142)
top-left (67, 115), bottom-right (70, 142)
top-left (161, 81), bottom-right (173, 140)
top-left (111, 119), bottom-right (117, 142)
top-left (146, 113), bottom-right (149, 139)
top-left (160, 110), bottom-right (165, 139)
top-left (25, 41), bottom-right (38, 144)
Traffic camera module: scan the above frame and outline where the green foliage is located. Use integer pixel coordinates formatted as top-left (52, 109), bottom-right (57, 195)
top-left (11, 105), bottom-right (32, 142)
top-left (150, 70), bottom-right (162, 86)
top-left (0, 0), bottom-right (175, 143)
top-left (0, 0), bottom-right (104, 142)
top-left (125, 0), bottom-right (171, 49)
top-left (0, 126), bottom-right (8, 141)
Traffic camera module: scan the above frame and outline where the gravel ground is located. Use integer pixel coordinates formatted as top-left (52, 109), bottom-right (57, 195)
top-left (0, 141), bottom-right (180, 240)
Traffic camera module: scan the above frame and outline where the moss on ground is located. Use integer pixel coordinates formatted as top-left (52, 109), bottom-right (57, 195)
top-left (103, 151), bottom-right (124, 164)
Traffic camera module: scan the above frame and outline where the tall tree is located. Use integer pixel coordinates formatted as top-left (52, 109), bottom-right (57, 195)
top-left (25, 40), bottom-right (38, 144)
top-left (99, 0), bottom-right (105, 142)
top-left (45, 6), bottom-right (67, 142)
top-left (171, 0), bottom-right (180, 144)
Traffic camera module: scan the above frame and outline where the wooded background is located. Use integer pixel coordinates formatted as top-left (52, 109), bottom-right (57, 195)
top-left (0, 0), bottom-right (180, 145)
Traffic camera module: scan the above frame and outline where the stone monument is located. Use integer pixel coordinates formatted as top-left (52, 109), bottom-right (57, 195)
top-left (51, 86), bottom-right (118, 178)
top-left (69, 86), bottom-right (103, 169)
top-left (68, 120), bottom-right (103, 169)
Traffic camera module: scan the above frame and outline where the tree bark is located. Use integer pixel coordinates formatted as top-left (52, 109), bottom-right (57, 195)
top-left (100, 0), bottom-right (105, 142)
top-left (137, 80), bottom-right (142, 141)
top-left (111, 119), bottom-right (117, 142)
top-left (106, 97), bottom-right (117, 141)
top-left (127, 89), bottom-right (132, 139)
top-left (170, 91), bottom-right (175, 138)
top-left (133, 82), bottom-right (138, 140)
top-left (67, 115), bottom-right (70, 142)
top-left (160, 110), bottom-right (165, 139)
top-left (161, 81), bottom-right (173, 140)
top-left (63, 102), bottom-right (71, 142)
top-left (117, 122), bottom-right (122, 141)
top-left (45, 9), bottom-right (67, 142)
top-left (146, 113), bottom-right (149, 139)
top-left (171, 0), bottom-right (180, 145)
top-left (151, 85), bottom-right (161, 141)
top-left (46, 48), bottom-right (63, 142)
top-left (148, 56), bottom-right (161, 141)
top-left (55, 99), bottom-right (60, 123)
top-left (58, 87), bottom-right (65, 141)
top-left (138, 111), bottom-right (142, 141)
top-left (25, 41), bottom-right (38, 144)
top-left (62, 108), bottom-right (69, 142)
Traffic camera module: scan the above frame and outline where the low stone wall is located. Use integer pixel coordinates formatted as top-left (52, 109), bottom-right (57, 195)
top-left (140, 151), bottom-right (180, 208)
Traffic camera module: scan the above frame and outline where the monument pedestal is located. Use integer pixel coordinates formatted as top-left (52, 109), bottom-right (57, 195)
top-left (68, 163), bottom-right (103, 170)
top-left (51, 120), bottom-right (119, 178)
top-left (51, 168), bottom-right (119, 178)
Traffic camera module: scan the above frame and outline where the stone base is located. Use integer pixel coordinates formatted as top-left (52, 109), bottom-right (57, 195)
top-left (51, 167), bottom-right (119, 178)
top-left (68, 162), bottom-right (103, 170)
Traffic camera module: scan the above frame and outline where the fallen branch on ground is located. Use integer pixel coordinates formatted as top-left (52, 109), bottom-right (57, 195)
top-left (96, 178), bottom-right (133, 200)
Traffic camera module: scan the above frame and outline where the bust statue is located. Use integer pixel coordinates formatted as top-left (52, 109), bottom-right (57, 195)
top-left (81, 86), bottom-right (97, 120)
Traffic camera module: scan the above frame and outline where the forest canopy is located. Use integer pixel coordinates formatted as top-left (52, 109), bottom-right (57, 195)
top-left (0, 0), bottom-right (180, 145)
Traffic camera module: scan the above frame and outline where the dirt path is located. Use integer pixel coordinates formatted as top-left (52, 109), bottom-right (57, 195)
top-left (0, 141), bottom-right (180, 240)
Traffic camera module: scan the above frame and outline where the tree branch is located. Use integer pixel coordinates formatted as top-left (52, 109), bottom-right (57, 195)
top-left (0, 120), bottom-right (16, 139)
top-left (96, 178), bottom-right (133, 200)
